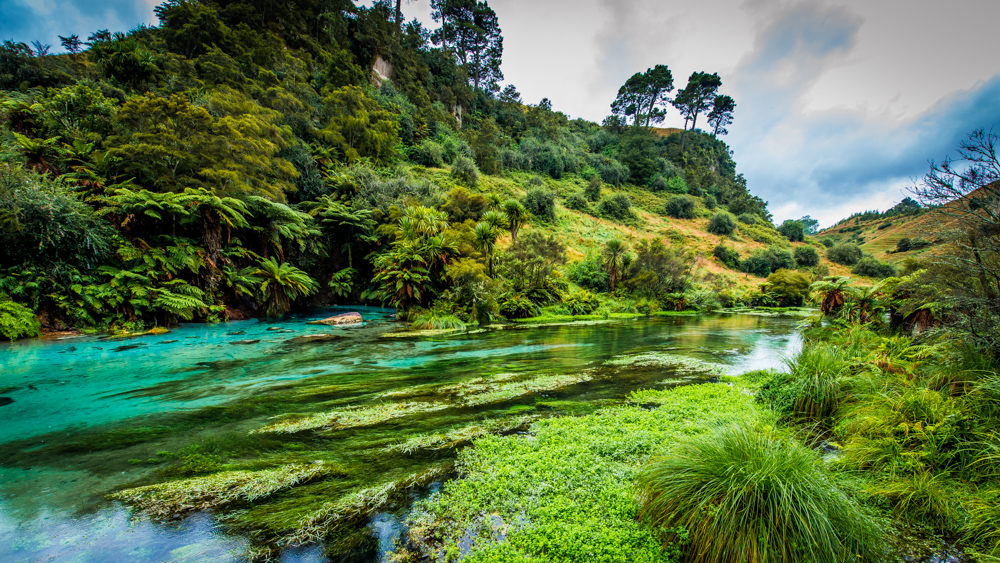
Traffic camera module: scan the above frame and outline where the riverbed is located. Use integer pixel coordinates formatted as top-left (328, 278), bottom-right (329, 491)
top-left (0, 308), bottom-right (803, 562)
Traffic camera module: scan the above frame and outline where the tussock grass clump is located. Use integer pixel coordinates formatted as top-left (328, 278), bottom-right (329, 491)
top-left (787, 343), bottom-right (850, 420)
top-left (874, 470), bottom-right (963, 531)
top-left (254, 401), bottom-right (449, 434)
top-left (112, 463), bottom-right (330, 519)
top-left (637, 421), bottom-right (884, 563)
top-left (408, 311), bottom-right (467, 331)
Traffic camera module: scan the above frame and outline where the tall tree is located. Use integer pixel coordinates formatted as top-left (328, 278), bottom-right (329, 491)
top-left (673, 72), bottom-right (722, 132)
top-left (431, 0), bottom-right (503, 93)
top-left (610, 65), bottom-right (674, 127)
top-left (707, 94), bottom-right (735, 136)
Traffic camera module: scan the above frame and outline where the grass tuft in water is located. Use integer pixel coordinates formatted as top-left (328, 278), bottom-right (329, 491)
top-left (111, 463), bottom-right (333, 519)
top-left (637, 419), bottom-right (884, 563)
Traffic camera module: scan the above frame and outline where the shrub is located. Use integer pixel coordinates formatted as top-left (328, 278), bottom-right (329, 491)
top-left (665, 176), bottom-right (688, 194)
top-left (713, 245), bottom-right (741, 270)
top-left (0, 298), bottom-right (40, 341)
top-left (498, 293), bottom-right (539, 319)
top-left (597, 159), bottom-right (629, 186)
top-left (778, 220), bottom-right (805, 242)
top-left (763, 269), bottom-right (812, 307)
top-left (499, 148), bottom-right (527, 171)
top-left (895, 237), bottom-right (912, 252)
top-left (827, 243), bottom-right (863, 265)
top-left (742, 253), bottom-right (773, 278)
top-left (743, 247), bottom-right (795, 277)
top-left (820, 237), bottom-right (835, 248)
top-left (584, 176), bottom-right (602, 201)
top-left (794, 246), bottom-right (820, 267)
top-left (702, 193), bottom-right (717, 210)
top-left (566, 253), bottom-right (609, 293)
top-left (596, 192), bottom-right (632, 221)
top-left (451, 155), bottom-right (479, 186)
top-left (852, 256), bottom-right (896, 278)
top-left (638, 421), bottom-right (882, 563)
top-left (650, 174), bottom-right (668, 191)
top-left (564, 192), bottom-right (590, 213)
top-left (737, 213), bottom-right (757, 224)
top-left (664, 195), bottom-right (696, 219)
top-left (562, 289), bottom-right (600, 315)
top-left (523, 187), bottom-right (556, 221)
top-left (707, 211), bottom-right (737, 236)
top-left (410, 140), bottom-right (444, 167)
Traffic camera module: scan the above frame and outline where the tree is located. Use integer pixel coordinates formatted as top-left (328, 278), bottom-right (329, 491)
top-left (673, 72), bottom-right (721, 132)
top-left (602, 238), bottom-right (629, 292)
top-left (763, 269), bottom-right (811, 307)
top-left (797, 215), bottom-right (820, 235)
top-left (707, 94), bottom-right (735, 136)
top-left (253, 257), bottom-right (319, 319)
top-left (30, 41), bottom-right (51, 57)
top-left (59, 35), bottom-right (82, 54)
top-left (778, 220), bottom-right (805, 242)
top-left (707, 211), bottom-right (737, 236)
top-left (431, 0), bottom-right (503, 93)
top-left (321, 86), bottom-right (400, 164)
top-left (610, 65), bottom-right (674, 127)
top-left (627, 239), bottom-right (692, 298)
top-left (472, 221), bottom-right (499, 276)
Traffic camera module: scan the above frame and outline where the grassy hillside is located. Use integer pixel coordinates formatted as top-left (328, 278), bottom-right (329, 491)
top-left (817, 202), bottom-right (958, 266)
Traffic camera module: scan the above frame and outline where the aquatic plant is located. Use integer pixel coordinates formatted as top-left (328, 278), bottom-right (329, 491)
top-left (637, 420), bottom-right (884, 563)
top-left (111, 463), bottom-right (331, 519)
top-left (384, 416), bottom-right (540, 455)
top-left (606, 352), bottom-right (727, 377)
top-left (408, 310), bottom-right (467, 331)
top-left (254, 401), bottom-right (450, 434)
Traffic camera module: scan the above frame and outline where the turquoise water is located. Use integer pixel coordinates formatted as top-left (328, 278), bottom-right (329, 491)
top-left (0, 310), bottom-right (803, 562)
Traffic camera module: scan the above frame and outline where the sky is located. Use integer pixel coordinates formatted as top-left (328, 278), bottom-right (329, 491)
top-left (3, 0), bottom-right (999, 227)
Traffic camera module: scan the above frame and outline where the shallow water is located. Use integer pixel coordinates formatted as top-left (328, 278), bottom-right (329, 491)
top-left (0, 309), bottom-right (803, 562)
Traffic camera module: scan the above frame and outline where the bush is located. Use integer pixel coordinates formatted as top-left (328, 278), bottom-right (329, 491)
top-left (597, 159), bottom-right (629, 186)
top-left (451, 155), bottom-right (479, 186)
top-left (743, 247), bottom-right (795, 277)
top-left (596, 192), bottom-right (632, 221)
top-left (737, 213), bottom-right (757, 224)
top-left (895, 237), bottom-right (912, 252)
top-left (794, 246), bottom-right (820, 267)
top-left (584, 176), bottom-right (602, 201)
top-left (562, 289), bottom-right (600, 315)
top-left (665, 176), bottom-right (688, 194)
top-left (827, 243), bottom-right (863, 266)
top-left (523, 187), bottom-right (556, 221)
top-left (707, 211), bottom-right (737, 236)
top-left (852, 256), bottom-right (896, 278)
top-left (498, 293), bottom-right (540, 319)
top-left (702, 193), bottom-right (717, 210)
top-left (566, 253), bottom-right (609, 293)
top-left (664, 195), bottom-right (697, 219)
top-left (820, 237), bottom-right (835, 248)
top-left (0, 298), bottom-right (40, 341)
top-left (441, 136), bottom-right (473, 164)
top-left (638, 421), bottom-right (882, 563)
top-left (764, 269), bottom-right (812, 307)
top-left (564, 192), bottom-right (590, 213)
top-left (778, 220), bottom-right (805, 242)
top-left (410, 140), bottom-right (444, 167)
top-left (713, 245), bottom-right (741, 270)
top-left (650, 174), bottom-right (668, 191)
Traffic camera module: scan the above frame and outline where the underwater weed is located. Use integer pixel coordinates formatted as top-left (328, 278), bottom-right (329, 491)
top-left (637, 419), bottom-right (883, 563)
top-left (382, 415), bottom-right (540, 454)
top-left (112, 463), bottom-right (331, 519)
top-left (254, 401), bottom-right (450, 434)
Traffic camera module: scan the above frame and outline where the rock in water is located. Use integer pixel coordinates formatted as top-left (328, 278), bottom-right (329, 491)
top-left (0, 397), bottom-right (13, 407)
top-left (307, 312), bottom-right (363, 326)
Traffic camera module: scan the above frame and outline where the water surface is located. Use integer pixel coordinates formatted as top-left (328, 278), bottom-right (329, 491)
top-left (0, 309), bottom-right (803, 562)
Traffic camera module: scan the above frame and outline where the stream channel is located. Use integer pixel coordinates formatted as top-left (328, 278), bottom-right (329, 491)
top-left (0, 307), bottom-right (804, 562)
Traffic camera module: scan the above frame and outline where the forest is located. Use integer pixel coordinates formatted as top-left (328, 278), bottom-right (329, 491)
top-left (1, 1), bottom-right (1000, 562)
top-left (0, 0), bottom-right (774, 341)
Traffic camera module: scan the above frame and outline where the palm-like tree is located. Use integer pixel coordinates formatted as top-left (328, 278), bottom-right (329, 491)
top-left (473, 221), bottom-right (500, 276)
top-left (810, 276), bottom-right (853, 316)
top-left (602, 238), bottom-right (629, 292)
top-left (253, 257), bottom-right (319, 319)
top-left (178, 188), bottom-right (251, 289)
top-left (501, 199), bottom-right (527, 241)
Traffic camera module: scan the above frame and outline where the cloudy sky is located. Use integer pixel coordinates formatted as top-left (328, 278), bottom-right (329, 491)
top-left (3, 0), bottom-right (998, 226)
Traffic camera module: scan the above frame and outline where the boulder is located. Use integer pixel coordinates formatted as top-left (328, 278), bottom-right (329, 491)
top-left (308, 312), bottom-right (363, 326)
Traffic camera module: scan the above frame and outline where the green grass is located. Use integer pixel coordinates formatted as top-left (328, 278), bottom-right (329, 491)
top-left (637, 419), bottom-right (884, 563)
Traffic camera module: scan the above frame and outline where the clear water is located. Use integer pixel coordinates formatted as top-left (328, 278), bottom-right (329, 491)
top-left (0, 309), bottom-right (803, 562)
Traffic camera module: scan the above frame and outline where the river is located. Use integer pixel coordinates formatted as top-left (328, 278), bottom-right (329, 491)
top-left (0, 308), bottom-right (804, 562)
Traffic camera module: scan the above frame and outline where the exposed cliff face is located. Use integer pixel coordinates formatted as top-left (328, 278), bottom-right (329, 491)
top-left (371, 55), bottom-right (393, 87)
